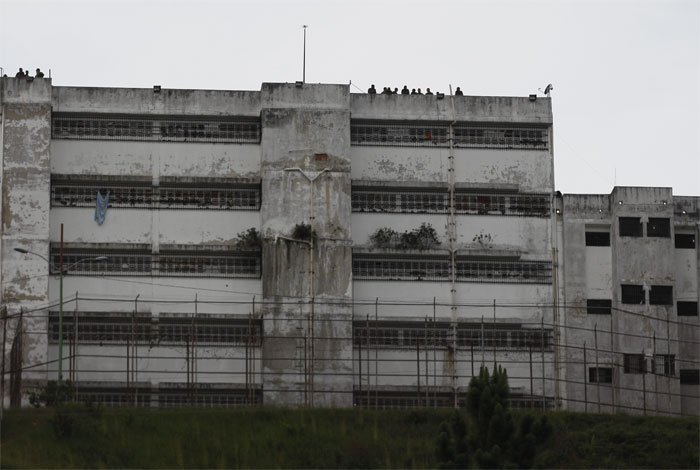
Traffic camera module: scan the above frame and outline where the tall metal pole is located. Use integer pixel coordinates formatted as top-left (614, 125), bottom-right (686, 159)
top-left (58, 223), bottom-right (64, 382)
top-left (302, 25), bottom-right (308, 83)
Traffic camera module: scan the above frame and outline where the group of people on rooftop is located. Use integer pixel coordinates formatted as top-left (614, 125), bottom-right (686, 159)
top-left (367, 84), bottom-right (463, 96)
top-left (10, 67), bottom-right (45, 78)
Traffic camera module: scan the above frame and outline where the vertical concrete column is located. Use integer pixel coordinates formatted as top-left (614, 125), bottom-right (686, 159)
top-left (259, 83), bottom-right (353, 407)
top-left (0, 77), bottom-right (53, 403)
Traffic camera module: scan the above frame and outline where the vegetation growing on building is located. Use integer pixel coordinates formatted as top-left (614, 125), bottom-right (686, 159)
top-left (369, 223), bottom-right (441, 250)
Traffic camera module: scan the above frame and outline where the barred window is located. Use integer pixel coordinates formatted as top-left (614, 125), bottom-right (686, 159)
top-left (587, 299), bottom-right (612, 315)
top-left (621, 285), bottom-right (645, 305)
top-left (455, 259), bottom-right (552, 284)
top-left (352, 257), bottom-right (450, 281)
top-left (158, 316), bottom-right (262, 346)
top-left (158, 385), bottom-right (261, 408)
top-left (649, 285), bottom-right (673, 305)
top-left (353, 321), bottom-right (552, 351)
top-left (49, 312), bottom-right (151, 343)
top-left (50, 244), bottom-right (261, 278)
top-left (350, 120), bottom-right (549, 150)
top-left (589, 367), bottom-right (613, 383)
top-left (653, 354), bottom-right (675, 376)
top-left (51, 176), bottom-right (261, 211)
top-left (623, 354), bottom-right (647, 374)
top-left (75, 385), bottom-right (151, 407)
top-left (52, 113), bottom-right (261, 144)
top-left (351, 187), bottom-right (549, 217)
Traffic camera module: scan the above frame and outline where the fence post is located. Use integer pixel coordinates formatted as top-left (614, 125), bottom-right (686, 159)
top-left (583, 341), bottom-right (588, 413)
top-left (594, 323), bottom-right (600, 413)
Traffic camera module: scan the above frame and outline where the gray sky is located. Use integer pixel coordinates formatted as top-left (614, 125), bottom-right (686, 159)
top-left (2, 0), bottom-right (698, 196)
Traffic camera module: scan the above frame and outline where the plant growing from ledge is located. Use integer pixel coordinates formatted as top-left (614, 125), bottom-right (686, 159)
top-left (370, 223), bottom-right (441, 250)
top-left (235, 228), bottom-right (262, 250)
top-left (472, 231), bottom-right (493, 248)
top-left (291, 223), bottom-right (317, 243)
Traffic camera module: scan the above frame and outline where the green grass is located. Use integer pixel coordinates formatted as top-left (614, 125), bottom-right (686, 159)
top-left (0, 407), bottom-right (697, 468)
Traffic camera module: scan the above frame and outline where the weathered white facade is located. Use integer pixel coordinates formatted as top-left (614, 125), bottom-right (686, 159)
top-left (0, 77), bottom-right (697, 414)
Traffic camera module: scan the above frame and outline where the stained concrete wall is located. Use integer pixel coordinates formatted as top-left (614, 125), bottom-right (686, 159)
top-left (260, 83), bottom-right (353, 407)
top-left (0, 77), bottom-right (53, 402)
top-left (562, 188), bottom-right (700, 415)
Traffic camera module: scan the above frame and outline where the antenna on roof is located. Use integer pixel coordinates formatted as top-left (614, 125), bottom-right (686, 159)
top-left (302, 25), bottom-right (308, 84)
top-left (537, 83), bottom-right (554, 97)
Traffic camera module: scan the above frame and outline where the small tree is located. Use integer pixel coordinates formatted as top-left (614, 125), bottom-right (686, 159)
top-left (28, 380), bottom-right (74, 407)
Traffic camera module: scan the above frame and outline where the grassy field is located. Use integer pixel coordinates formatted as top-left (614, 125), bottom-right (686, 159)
top-left (1, 406), bottom-right (697, 468)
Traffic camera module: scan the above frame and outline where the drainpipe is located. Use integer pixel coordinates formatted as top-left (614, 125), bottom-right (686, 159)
top-left (448, 86), bottom-right (458, 407)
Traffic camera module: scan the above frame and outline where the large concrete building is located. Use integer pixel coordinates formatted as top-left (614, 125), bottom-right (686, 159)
top-left (0, 76), bottom-right (697, 414)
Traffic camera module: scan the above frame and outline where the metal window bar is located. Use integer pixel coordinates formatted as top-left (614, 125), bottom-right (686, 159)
top-left (455, 259), bottom-right (552, 284)
top-left (351, 188), bottom-right (549, 217)
top-left (351, 120), bottom-right (549, 150)
top-left (158, 317), bottom-right (262, 346)
top-left (353, 321), bottom-right (552, 351)
top-left (352, 257), bottom-right (450, 281)
top-left (50, 246), bottom-right (261, 278)
top-left (51, 181), bottom-right (261, 211)
top-left (52, 113), bottom-right (261, 144)
top-left (158, 386), bottom-right (261, 408)
top-left (354, 390), bottom-right (554, 409)
top-left (49, 312), bottom-right (151, 344)
top-left (652, 354), bottom-right (676, 376)
top-left (75, 386), bottom-right (151, 407)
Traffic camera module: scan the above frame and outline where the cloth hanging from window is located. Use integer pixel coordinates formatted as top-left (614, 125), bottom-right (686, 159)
top-left (95, 190), bottom-right (110, 225)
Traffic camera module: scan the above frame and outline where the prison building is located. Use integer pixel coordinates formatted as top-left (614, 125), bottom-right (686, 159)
top-left (0, 76), bottom-right (697, 414)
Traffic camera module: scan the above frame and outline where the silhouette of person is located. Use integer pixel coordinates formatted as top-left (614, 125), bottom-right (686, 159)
top-left (368, 84), bottom-right (377, 94)
top-left (425, 88), bottom-right (433, 95)
top-left (455, 87), bottom-right (463, 96)
top-left (24, 69), bottom-right (30, 78)
top-left (15, 68), bottom-right (24, 78)
top-left (417, 88), bottom-right (423, 95)
top-left (381, 87), bottom-right (391, 95)
top-left (393, 88), bottom-right (398, 94)
top-left (35, 68), bottom-right (45, 78)
top-left (401, 86), bottom-right (409, 95)
top-left (411, 88), bottom-right (416, 95)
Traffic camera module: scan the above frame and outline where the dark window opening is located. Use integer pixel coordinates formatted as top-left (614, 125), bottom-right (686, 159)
top-left (589, 367), bottom-right (613, 383)
top-left (649, 285), bottom-right (673, 305)
top-left (619, 217), bottom-right (643, 237)
top-left (680, 369), bottom-right (700, 385)
top-left (677, 301), bottom-right (698, 316)
top-left (587, 299), bottom-right (612, 315)
top-left (647, 218), bottom-right (670, 238)
top-left (653, 355), bottom-right (675, 376)
top-left (621, 285), bottom-right (645, 304)
top-left (623, 354), bottom-right (647, 374)
top-left (675, 234), bottom-right (696, 249)
top-left (585, 232), bottom-right (610, 247)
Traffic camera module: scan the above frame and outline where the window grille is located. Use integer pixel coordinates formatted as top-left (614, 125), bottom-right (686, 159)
top-left (352, 255), bottom-right (551, 284)
top-left (351, 120), bottom-right (549, 150)
top-left (586, 299), bottom-right (612, 315)
top-left (50, 312), bottom-right (262, 346)
top-left (619, 217), bottom-right (643, 237)
top-left (455, 259), bottom-right (552, 284)
top-left (585, 232), bottom-right (610, 247)
top-left (353, 390), bottom-right (554, 409)
top-left (75, 385), bottom-right (151, 407)
top-left (158, 385), bottom-right (261, 408)
top-left (652, 354), bottom-right (675, 376)
top-left (353, 321), bottom-right (552, 351)
top-left (649, 285), bottom-right (673, 305)
top-left (50, 244), bottom-right (261, 278)
top-left (623, 354), bottom-right (646, 374)
top-left (674, 233), bottom-right (696, 249)
top-left (158, 316), bottom-right (262, 346)
top-left (49, 312), bottom-right (152, 344)
top-left (51, 176), bottom-right (261, 211)
top-left (589, 367), bottom-right (613, 383)
top-left (621, 285), bottom-right (645, 305)
top-left (351, 187), bottom-right (550, 217)
top-left (352, 256), bottom-right (450, 281)
top-left (52, 112), bottom-right (261, 144)
top-left (677, 301), bottom-right (698, 316)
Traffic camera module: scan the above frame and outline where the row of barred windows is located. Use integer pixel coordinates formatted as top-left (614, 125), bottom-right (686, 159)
top-left (73, 385), bottom-right (262, 408)
top-left (52, 113), bottom-right (549, 150)
top-left (49, 314), bottom-right (262, 345)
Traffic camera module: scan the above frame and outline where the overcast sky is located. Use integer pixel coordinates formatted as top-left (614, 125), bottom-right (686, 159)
top-left (2, 0), bottom-right (698, 196)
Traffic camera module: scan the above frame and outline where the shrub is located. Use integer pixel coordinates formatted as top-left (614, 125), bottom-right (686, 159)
top-left (235, 228), bottom-right (262, 250)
